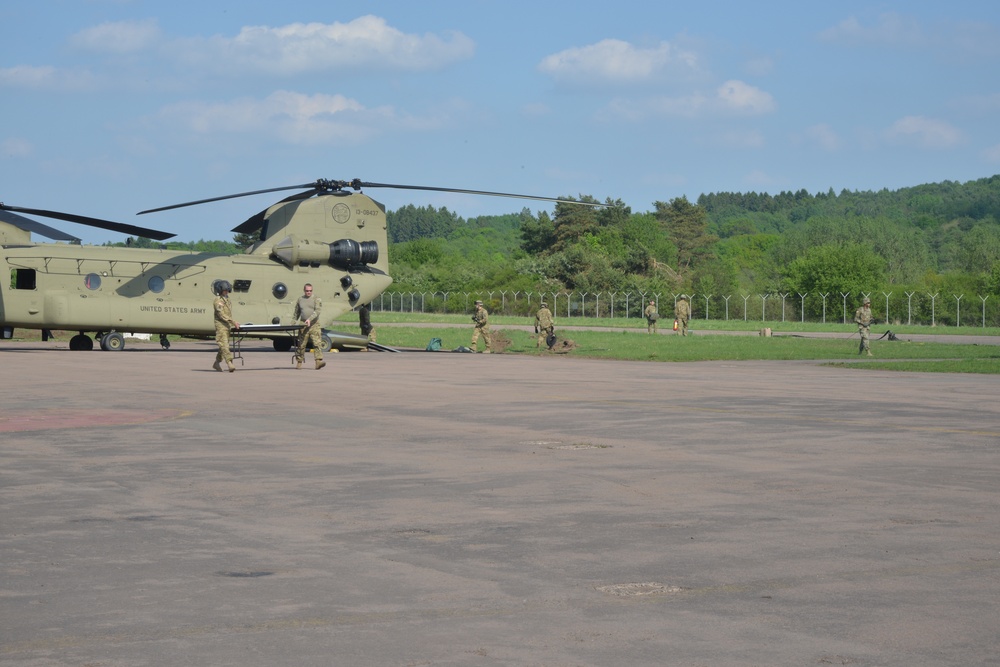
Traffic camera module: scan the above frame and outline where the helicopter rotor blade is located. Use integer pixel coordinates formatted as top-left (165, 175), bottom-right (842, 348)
top-left (138, 182), bottom-right (322, 215)
top-left (0, 203), bottom-right (175, 241)
top-left (354, 181), bottom-right (607, 207)
top-left (0, 208), bottom-right (81, 242)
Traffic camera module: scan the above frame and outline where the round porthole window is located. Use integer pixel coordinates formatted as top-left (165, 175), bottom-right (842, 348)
top-left (84, 273), bottom-right (101, 290)
top-left (147, 276), bottom-right (165, 293)
top-left (272, 283), bottom-right (288, 299)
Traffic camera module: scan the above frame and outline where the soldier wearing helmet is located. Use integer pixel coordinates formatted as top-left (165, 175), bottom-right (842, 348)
top-left (535, 300), bottom-right (554, 350)
top-left (212, 280), bottom-right (239, 372)
top-left (644, 299), bottom-right (659, 334)
top-left (674, 294), bottom-right (691, 337)
top-left (470, 299), bottom-right (492, 353)
top-left (853, 296), bottom-right (874, 357)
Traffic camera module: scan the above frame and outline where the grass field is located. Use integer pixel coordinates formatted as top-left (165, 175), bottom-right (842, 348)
top-left (360, 322), bottom-right (1000, 374)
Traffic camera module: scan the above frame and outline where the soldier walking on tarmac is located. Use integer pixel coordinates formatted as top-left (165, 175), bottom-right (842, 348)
top-left (644, 299), bottom-right (659, 334)
top-left (213, 281), bottom-right (239, 373)
top-left (293, 283), bottom-right (326, 370)
top-left (854, 296), bottom-right (874, 357)
top-left (471, 300), bottom-right (492, 353)
top-left (535, 301), bottom-right (554, 349)
top-left (675, 294), bottom-right (691, 336)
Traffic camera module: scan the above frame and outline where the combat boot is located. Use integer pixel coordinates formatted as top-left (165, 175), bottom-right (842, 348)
top-left (296, 359), bottom-right (302, 370)
top-left (316, 359), bottom-right (326, 370)
top-left (213, 360), bottom-right (222, 372)
top-left (226, 360), bottom-right (235, 373)
top-left (867, 351), bottom-right (873, 357)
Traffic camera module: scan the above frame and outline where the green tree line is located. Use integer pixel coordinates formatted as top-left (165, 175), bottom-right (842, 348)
top-left (385, 175), bottom-right (1000, 324)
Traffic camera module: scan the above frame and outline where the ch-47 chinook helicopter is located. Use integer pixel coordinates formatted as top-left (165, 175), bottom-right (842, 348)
top-left (1, 178), bottom-right (601, 352)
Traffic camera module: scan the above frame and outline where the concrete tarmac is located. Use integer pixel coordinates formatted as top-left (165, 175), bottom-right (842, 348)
top-left (2, 341), bottom-right (998, 666)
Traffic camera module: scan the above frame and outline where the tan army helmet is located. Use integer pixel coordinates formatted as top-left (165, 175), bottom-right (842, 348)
top-left (541, 301), bottom-right (547, 307)
top-left (863, 296), bottom-right (871, 305)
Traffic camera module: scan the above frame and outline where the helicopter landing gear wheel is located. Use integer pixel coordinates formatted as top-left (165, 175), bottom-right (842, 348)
top-left (69, 333), bottom-right (94, 351)
top-left (100, 331), bottom-right (125, 351)
top-left (273, 338), bottom-right (294, 352)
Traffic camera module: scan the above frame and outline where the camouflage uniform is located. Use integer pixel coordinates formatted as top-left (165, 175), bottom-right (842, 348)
top-left (213, 291), bottom-right (238, 372)
top-left (359, 304), bottom-right (376, 343)
top-left (535, 303), bottom-right (554, 349)
top-left (293, 286), bottom-right (326, 369)
top-left (675, 295), bottom-right (691, 336)
top-left (471, 301), bottom-right (492, 353)
top-left (854, 298), bottom-right (874, 357)
top-left (644, 301), bottom-right (659, 334)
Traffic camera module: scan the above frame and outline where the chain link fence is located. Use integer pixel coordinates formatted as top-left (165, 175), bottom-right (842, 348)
top-left (370, 290), bottom-right (999, 327)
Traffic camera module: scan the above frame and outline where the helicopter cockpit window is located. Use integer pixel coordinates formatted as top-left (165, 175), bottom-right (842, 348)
top-left (147, 276), bottom-right (165, 293)
top-left (84, 273), bottom-right (102, 290)
top-left (272, 283), bottom-right (288, 300)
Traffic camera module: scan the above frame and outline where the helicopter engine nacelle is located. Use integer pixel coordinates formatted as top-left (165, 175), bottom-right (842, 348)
top-left (272, 236), bottom-right (379, 269)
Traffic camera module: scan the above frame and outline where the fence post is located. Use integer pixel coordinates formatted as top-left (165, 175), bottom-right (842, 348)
top-left (882, 292), bottom-right (892, 325)
top-left (980, 295), bottom-right (990, 328)
top-left (759, 294), bottom-right (768, 321)
top-left (954, 294), bottom-right (963, 327)
top-left (723, 294), bottom-right (731, 321)
top-left (927, 292), bottom-right (939, 326)
top-left (798, 293), bottom-right (807, 323)
top-left (820, 293), bottom-right (829, 324)
top-left (703, 294), bottom-right (711, 319)
top-left (742, 294), bottom-right (750, 321)
top-left (778, 292), bottom-right (788, 322)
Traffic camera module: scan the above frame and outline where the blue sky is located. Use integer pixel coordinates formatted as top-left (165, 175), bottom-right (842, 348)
top-left (2, 1), bottom-right (999, 244)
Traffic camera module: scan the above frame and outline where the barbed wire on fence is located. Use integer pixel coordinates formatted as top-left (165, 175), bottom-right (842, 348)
top-left (369, 290), bottom-right (1000, 327)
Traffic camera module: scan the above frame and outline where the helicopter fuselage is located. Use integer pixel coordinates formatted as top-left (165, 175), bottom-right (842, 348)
top-left (0, 191), bottom-right (392, 346)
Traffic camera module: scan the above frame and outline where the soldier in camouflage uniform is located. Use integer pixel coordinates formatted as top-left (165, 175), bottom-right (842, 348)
top-left (854, 296), bottom-right (874, 357)
top-left (293, 283), bottom-right (326, 370)
top-left (644, 299), bottom-right (659, 334)
top-left (535, 301), bottom-right (554, 349)
top-left (470, 300), bottom-right (492, 353)
top-left (675, 294), bottom-right (691, 336)
top-left (212, 281), bottom-right (239, 372)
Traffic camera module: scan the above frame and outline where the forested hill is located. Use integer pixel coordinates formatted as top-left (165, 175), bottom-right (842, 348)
top-left (698, 174), bottom-right (1000, 237)
top-left (379, 174), bottom-right (1000, 324)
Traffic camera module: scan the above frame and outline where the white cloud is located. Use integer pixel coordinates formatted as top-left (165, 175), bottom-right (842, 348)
top-left (538, 38), bottom-right (699, 85)
top-left (600, 79), bottom-right (773, 122)
top-left (714, 129), bottom-right (765, 149)
top-left (2, 137), bottom-right (33, 158)
top-left (70, 19), bottom-right (162, 54)
top-left (819, 12), bottom-right (1000, 60)
top-left (153, 90), bottom-right (458, 145)
top-left (819, 12), bottom-right (924, 47)
top-left (804, 123), bottom-right (841, 151)
top-left (716, 80), bottom-right (776, 114)
top-left (743, 55), bottom-right (775, 77)
top-left (0, 64), bottom-right (97, 91)
top-left (886, 116), bottom-right (963, 149)
top-left (744, 169), bottom-right (779, 188)
top-left (174, 16), bottom-right (475, 75)
top-left (158, 91), bottom-right (372, 143)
